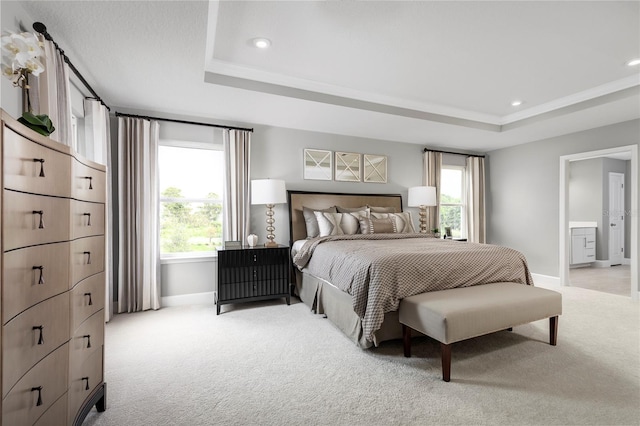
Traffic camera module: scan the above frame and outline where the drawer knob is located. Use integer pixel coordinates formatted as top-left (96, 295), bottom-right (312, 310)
top-left (32, 210), bottom-right (45, 229)
top-left (83, 334), bottom-right (92, 348)
top-left (82, 377), bottom-right (90, 391)
top-left (84, 292), bottom-right (93, 305)
top-left (33, 325), bottom-right (44, 345)
top-left (83, 212), bottom-right (92, 226)
top-left (32, 265), bottom-right (45, 285)
top-left (84, 251), bottom-right (92, 265)
top-left (33, 158), bottom-right (45, 177)
top-left (31, 386), bottom-right (43, 406)
top-left (84, 176), bottom-right (93, 190)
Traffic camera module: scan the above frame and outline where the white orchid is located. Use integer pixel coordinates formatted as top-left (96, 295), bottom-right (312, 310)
top-left (1, 31), bottom-right (45, 87)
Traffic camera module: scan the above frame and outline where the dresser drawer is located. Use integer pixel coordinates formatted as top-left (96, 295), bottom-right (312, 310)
top-left (2, 126), bottom-right (71, 197)
top-left (3, 241), bottom-right (70, 324)
top-left (70, 200), bottom-right (105, 240)
top-left (33, 392), bottom-right (68, 426)
top-left (70, 273), bottom-right (105, 334)
top-left (70, 236), bottom-right (105, 288)
top-left (68, 346), bottom-right (103, 421)
top-left (1, 343), bottom-right (69, 426)
top-left (69, 309), bottom-right (105, 373)
top-left (2, 292), bottom-right (70, 396)
top-left (71, 157), bottom-right (106, 203)
top-left (3, 190), bottom-right (70, 251)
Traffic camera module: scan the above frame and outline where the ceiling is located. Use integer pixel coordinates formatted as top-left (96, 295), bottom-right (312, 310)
top-left (17, 0), bottom-right (640, 152)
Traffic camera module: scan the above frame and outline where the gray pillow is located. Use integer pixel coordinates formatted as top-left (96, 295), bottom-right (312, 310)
top-left (368, 205), bottom-right (397, 213)
top-left (303, 206), bottom-right (337, 238)
top-left (336, 205), bottom-right (368, 213)
top-left (358, 217), bottom-right (397, 234)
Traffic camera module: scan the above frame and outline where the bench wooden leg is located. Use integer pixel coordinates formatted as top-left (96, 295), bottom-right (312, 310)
top-left (402, 324), bottom-right (411, 357)
top-left (550, 316), bottom-right (558, 346)
top-left (441, 343), bottom-right (451, 382)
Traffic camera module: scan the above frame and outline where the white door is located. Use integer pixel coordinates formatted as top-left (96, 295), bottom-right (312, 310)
top-left (608, 172), bottom-right (625, 266)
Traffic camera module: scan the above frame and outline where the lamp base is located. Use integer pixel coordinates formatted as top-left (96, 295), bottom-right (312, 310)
top-left (264, 240), bottom-right (278, 248)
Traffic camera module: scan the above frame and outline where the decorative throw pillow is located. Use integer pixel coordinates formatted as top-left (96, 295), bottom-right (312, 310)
top-left (368, 205), bottom-right (397, 213)
top-left (372, 212), bottom-right (416, 233)
top-left (303, 206), bottom-right (337, 238)
top-left (314, 212), bottom-right (345, 236)
top-left (343, 210), bottom-right (370, 234)
top-left (358, 217), bottom-right (397, 234)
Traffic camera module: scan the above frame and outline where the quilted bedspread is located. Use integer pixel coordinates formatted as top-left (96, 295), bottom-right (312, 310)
top-left (293, 234), bottom-right (534, 343)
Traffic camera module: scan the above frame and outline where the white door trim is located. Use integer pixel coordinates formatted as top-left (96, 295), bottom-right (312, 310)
top-left (559, 145), bottom-right (638, 301)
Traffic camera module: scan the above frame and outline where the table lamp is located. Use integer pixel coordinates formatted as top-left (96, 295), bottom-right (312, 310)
top-left (251, 179), bottom-right (287, 247)
top-left (408, 186), bottom-right (437, 234)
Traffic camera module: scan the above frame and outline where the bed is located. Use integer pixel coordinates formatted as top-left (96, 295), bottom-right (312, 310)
top-left (287, 190), bottom-right (533, 348)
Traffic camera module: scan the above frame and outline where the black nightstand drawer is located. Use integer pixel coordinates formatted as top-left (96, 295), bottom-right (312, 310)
top-left (216, 245), bottom-right (290, 314)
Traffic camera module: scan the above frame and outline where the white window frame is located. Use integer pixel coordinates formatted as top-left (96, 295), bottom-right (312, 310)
top-left (159, 140), bottom-right (224, 262)
top-left (440, 165), bottom-right (467, 238)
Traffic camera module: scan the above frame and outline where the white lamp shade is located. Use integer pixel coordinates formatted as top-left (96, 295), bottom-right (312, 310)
top-left (251, 179), bottom-right (287, 205)
top-left (408, 186), bottom-right (437, 207)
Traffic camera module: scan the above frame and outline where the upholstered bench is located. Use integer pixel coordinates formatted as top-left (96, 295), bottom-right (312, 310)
top-left (399, 282), bottom-right (562, 382)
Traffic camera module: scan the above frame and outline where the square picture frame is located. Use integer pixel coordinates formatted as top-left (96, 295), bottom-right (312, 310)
top-left (303, 149), bottom-right (333, 180)
top-left (335, 152), bottom-right (361, 182)
top-left (363, 154), bottom-right (387, 183)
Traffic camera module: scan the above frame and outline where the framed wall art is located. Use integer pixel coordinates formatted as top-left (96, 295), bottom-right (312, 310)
top-left (303, 149), bottom-right (333, 180)
top-left (335, 152), bottom-right (361, 182)
top-left (363, 154), bottom-right (387, 183)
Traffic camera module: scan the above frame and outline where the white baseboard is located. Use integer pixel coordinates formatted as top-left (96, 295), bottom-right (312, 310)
top-left (622, 258), bottom-right (631, 266)
top-left (161, 291), bottom-right (215, 307)
top-left (531, 273), bottom-right (560, 287)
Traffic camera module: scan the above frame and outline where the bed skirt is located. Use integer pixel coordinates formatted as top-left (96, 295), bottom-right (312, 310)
top-left (295, 270), bottom-right (405, 348)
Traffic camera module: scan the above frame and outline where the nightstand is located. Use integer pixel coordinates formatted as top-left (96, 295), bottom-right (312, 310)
top-left (216, 245), bottom-right (291, 314)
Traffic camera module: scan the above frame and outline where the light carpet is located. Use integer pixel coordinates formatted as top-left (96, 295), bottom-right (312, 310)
top-left (84, 282), bottom-right (639, 426)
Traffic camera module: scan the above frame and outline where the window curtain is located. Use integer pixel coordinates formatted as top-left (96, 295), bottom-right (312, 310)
top-left (465, 156), bottom-right (486, 243)
top-left (117, 117), bottom-right (161, 313)
top-left (223, 129), bottom-right (251, 246)
top-left (84, 99), bottom-right (113, 321)
top-left (32, 38), bottom-right (73, 146)
top-left (423, 150), bottom-right (442, 232)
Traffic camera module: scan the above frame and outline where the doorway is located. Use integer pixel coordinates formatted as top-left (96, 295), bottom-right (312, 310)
top-left (559, 145), bottom-right (638, 300)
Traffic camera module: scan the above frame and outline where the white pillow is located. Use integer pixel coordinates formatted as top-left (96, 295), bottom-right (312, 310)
top-left (314, 212), bottom-right (345, 236)
top-left (372, 212), bottom-right (416, 233)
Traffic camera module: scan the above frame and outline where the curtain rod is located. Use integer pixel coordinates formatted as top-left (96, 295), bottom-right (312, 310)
top-left (115, 112), bottom-right (254, 133)
top-left (32, 22), bottom-right (110, 111)
top-left (423, 148), bottom-right (485, 158)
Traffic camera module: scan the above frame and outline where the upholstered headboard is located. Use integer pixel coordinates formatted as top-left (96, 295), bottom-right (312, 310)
top-left (287, 190), bottom-right (403, 245)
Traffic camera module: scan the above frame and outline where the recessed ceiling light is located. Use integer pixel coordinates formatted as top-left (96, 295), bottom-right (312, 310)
top-left (511, 100), bottom-right (523, 107)
top-left (627, 58), bottom-right (640, 67)
top-left (252, 38), bottom-right (271, 49)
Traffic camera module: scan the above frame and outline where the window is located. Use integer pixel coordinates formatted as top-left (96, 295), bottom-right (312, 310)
top-left (440, 166), bottom-right (466, 238)
top-left (159, 144), bottom-right (224, 257)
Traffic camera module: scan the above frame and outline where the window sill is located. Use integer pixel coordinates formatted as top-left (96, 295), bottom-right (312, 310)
top-left (160, 253), bottom-right (218, 265)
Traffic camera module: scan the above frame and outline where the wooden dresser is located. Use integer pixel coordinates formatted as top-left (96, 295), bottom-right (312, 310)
top-left (0, 110), bottom-right (107, 425)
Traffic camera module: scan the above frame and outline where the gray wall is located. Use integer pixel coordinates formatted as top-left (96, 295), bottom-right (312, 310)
top-left (249, 125), bottom-right (425, 246)
top-left (486, 119), bottom-right (639, 277)
top-left (569, 159), bottom-right (604, 258)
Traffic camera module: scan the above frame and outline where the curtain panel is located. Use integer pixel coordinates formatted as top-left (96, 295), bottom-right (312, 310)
top-left (465, 156), bottom-right (486, 243)
top-left (117, 117), bottom-right (161, 313)
top-left (223, 129), bottom-right (251, 246)
top-left (423, 150), bottom-right (442, 232)
top-left (33, 38), bottom-right (73, 146)
top-left (85, 99), bottom-right (113, 321)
